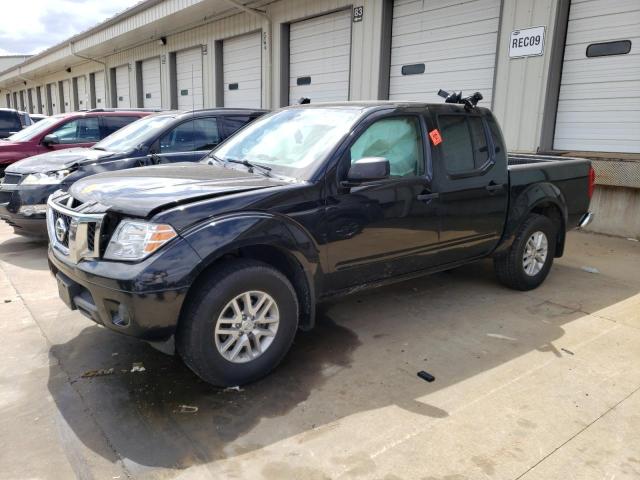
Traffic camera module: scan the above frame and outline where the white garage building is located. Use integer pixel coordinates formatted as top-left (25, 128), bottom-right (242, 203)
top-left (0, 0), bottom-right (638, 236)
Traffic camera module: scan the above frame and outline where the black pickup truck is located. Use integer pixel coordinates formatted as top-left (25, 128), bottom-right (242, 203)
top-left (47, 99), bottom-right (594, 386)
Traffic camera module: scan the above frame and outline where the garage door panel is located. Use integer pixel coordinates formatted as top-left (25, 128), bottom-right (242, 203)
top-left (289, 10), bottom-right (351, 103)
top-left (176, 47), bottom-right (203, 110)
top-left (554, 0), bottom-right (639, 153)
top-left (392, 18), bottom-right (499, 48)
top-left (389, 0), bottom-right (499, 104)
top-left (223, 32), bottom-right (261, 108)
top-left (568, 0), bottom-right (639, 20)
top-left (115, 65), bottom-right (130, 108)
top-left (290, 56), bottom-right (350, 77)
top-left (141, 57), bottom-right (162, 108)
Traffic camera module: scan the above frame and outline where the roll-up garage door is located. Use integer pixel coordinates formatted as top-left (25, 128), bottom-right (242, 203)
top-left (19, 90), bottom-right (25, 110)
top-left (76, 76), bottom-right (88, 110)
top-left (115, 65), bottom-right (131, 108)
top-left (27, 89), bottom-right (34, 113)
top-left (554, 0), bottom-right (639, 153)
top-left (176, 47), bottom-right (204, 110)
top-left (141, 57), bottom-right (162, 108)
top-left (93, 71), bottom-right (105, 107)
top-left (289, 9), bottom-right (352, 103)
top-left (62, 80), bottom-right (71, 112)
top-left (223, 32), bottom-right (262, 108)
top-left (389, 0), bottom-right (500, 105)
top-left (48, 83), bottom-right (58, 114)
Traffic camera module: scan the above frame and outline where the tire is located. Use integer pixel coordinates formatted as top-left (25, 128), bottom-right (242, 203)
top-left (177, 259), bottom-right (299, 386)
top-left (494, 214), bottom-right (557, 291)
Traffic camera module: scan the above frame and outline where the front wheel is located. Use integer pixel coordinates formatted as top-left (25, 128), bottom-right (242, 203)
top-left (494, 214), bottom-right (557, 291)
top-left (177, 259), bottom-right (299, 386)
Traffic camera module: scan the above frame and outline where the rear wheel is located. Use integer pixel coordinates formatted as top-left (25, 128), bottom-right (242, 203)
top-left (177, 259), bottom-right (299, 386)
top-left (494, 214), bottom-right (557, 291)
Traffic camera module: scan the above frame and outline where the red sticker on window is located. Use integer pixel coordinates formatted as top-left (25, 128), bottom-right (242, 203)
top-left (429, 129), bottom-right (442, 146)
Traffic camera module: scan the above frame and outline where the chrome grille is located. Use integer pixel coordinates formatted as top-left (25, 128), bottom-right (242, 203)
top-left (47, 191), bottom-right (105, 263)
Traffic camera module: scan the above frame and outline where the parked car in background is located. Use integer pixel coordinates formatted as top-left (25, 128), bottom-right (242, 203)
top-left (0, 108), bottom-right (32, 139)
top-left (29, 114), bottom-right (48, 123)
top-left (0, 109), bottom-right (153, 176)
top-left (0, 108), bottom-right (266, 236)
top-left (46, 98), bottom-right (594, 387)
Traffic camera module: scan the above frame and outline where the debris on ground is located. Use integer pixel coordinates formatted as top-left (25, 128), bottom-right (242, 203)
top-left (111, 352), bottom-right (119, 356)
top-left (176, 404), bottom-right (198, 414)
top-left (130, 362), bottom-right (146, 373)
top-left (627, 238), bottom-right (639, 242)
top-left (3, 299), bottom-right (11, 303)
top-left (82, 368), bottom-right (115, 378)
top-left (417, 371), bottom-right (435, 383)
top-left (561, 348), bottom-right (575, 355)
top-left (224, 385), bottom-right (244, 392)
top-left (581, 266), bottom-right (600, 274)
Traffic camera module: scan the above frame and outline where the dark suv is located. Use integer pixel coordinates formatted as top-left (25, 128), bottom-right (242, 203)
top-left (0, 108), bottom-right (266, 236)
top-left (0, 108), bottom-right (32, 139)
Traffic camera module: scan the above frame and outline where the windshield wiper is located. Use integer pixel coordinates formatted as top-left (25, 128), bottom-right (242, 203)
top-left (210, 155), bottom-right (272, 176)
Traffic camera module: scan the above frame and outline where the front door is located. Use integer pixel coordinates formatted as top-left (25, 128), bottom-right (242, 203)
top-left (155, 117), bottom-right (221, 164)
top-left (325, 112), bottom-right (440, 292)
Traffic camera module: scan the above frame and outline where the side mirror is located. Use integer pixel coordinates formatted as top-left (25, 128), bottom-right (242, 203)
top-left (347, 157), bottom-right (390, 182)
top-left (42, 134), bottom-right (60, 147)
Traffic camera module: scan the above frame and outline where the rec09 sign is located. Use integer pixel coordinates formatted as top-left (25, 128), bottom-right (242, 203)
top-left (509, 26), bottom-right (545, 58)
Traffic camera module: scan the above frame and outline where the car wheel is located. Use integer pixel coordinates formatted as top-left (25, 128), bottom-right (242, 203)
top-left (177, 259), bottom-right (299, 386)
top-left (494, 214), bottom-right (557, 291)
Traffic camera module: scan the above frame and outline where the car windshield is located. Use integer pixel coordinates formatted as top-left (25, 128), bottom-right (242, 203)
top-left (209, 108), bottom-right (363, 180)
top-left (94, 114), bottom-right (175, 153)
top-left (6, 116), bottom-right (61, 141)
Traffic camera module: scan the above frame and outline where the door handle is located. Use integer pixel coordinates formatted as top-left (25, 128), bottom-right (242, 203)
top-left (416, 192), bottom-right (440, 201)
top-left (486, 183), bottom-right (504, 192)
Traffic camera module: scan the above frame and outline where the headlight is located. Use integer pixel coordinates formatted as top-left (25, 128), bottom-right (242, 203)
top-left (104, 220), bottom-right (177, 261)
top-left (21, 170), bottom-right (70, 185)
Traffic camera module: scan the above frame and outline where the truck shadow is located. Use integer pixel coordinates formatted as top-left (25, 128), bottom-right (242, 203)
top-left (44, 259), bottom-right (638, 475)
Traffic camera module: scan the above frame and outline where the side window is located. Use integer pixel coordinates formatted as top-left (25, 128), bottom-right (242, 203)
top-left (438, 115), bottom-right (490, 174)
top-left (224, 116), bottom-right (252, 136)
top-left (102, 116), bottom-right (139, 138)
top-left (349, 116), bottom-right (424, 177)
top-left (0, 111), bottom-right (20, 130)
top-left (159, 118), bottom-right (219, 153)
top-left (51, 118), bottom-right (101, 144)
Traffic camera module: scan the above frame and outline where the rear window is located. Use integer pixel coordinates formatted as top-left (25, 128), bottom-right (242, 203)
top-left (102, 116), bottom-right (141, 137)
top-left (0, 111), bottom-right (20, 130)
top-left (437, 115), bottom-right (490, 174)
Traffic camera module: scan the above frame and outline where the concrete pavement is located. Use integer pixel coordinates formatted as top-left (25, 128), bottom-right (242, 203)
top-left (0, 221), bottom-right (639, 479)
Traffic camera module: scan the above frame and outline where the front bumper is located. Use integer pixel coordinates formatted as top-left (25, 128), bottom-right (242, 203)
top-left (48, 238), bottom-right (200, 341)
top-left (0, 183), bottom-right (59, 237)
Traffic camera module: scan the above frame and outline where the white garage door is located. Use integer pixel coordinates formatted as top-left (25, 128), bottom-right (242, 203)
top-left (223, 32), bottom-right (262, 108)
top-left (48, 83), bottom-right (58, 114)
top-left (389, 0), bottom-right (500, 105)
top-left (93, 71), bottom-right (105, 108)
top-left (141, 57), bottom-right (162, 108)
top-left (289, 10), bottom-right (352, 103)
top-left (115, 65), bottom-right (131, 108)
top-left (76, 76), bottom-right (88, 110)
top-left (176, 47), bottom-right (204, 110)
top-left (62, 80), bottom-right (71, 112)
top-left (554, 0), bottom-right (640, 153)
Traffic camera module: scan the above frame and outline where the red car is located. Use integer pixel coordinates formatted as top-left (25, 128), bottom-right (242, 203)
top-left (0, 110), bottom-right (153, 175)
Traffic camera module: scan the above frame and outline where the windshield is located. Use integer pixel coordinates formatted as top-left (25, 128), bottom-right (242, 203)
top-left (7, 116), bottom-right (62, 141)
top-left (210, 108), bottom-right (363, 180)
top-left (94, 115), bottom-right (175, 153)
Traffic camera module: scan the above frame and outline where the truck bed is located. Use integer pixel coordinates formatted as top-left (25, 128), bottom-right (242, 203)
top-left (506, 153), bottom-right (592, 231)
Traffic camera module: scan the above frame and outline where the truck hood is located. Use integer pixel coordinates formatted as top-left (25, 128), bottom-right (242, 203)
top-left (69, 163), bottom-right (288, 217)
top-left (6, 148), bottom-right (115, 174)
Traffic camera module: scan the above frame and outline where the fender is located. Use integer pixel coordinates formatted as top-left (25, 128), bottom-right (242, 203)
top-left (181, 211), bottom-right (322, 326)
top-left (494, 181), bottom-right (568, 255)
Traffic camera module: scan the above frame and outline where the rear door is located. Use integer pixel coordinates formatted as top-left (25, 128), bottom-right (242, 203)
top-left (156, 117), bottom-right (220, 163)
top-left (427, 105), bottom-right (508, 263)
